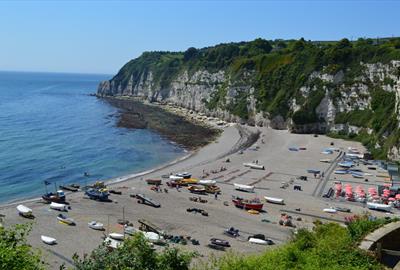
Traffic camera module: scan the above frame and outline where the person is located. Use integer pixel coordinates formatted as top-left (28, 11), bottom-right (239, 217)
top-left (214, 193), bottom-right (218, 200)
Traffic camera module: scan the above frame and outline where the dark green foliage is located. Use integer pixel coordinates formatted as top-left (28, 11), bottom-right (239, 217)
top-left (0, 224), bottom-right (45, 270)
top-left (73, 233), bottom-right (193, 270)
top-left (346, 215), bottom-right (396, 242)
top-left (335, 109), bottom-right (374, 127)
top-left (292, 88), bottom-right (325, 125)
top-left (200, 220), bottom-right (389, 270)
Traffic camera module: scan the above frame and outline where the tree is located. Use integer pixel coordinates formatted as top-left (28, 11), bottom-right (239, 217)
top-left (73, 233), bottom-right (193, 270)
top-left (183, 47), bottom-right (198, 61)
top-left (0, 224), bottom-right (45, 270)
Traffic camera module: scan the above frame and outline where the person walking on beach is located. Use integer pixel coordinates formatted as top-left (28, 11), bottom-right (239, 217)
top-left (214, 193), bottom-right (218, 200)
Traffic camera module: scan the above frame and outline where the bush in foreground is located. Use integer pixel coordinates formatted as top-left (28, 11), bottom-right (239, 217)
top-left (197, 221), bottom-right (386, 270)
top-left (72, 233), bottom-right (193, 270)
top-left (0, 224), bottom-right (44, 270)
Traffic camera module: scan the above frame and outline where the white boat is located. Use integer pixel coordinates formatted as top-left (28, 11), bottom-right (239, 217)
top-left (351, 172), bottom-right (364, 178)
top-left (234, 183), bottom-right (255, 193)
top-left (320, 159), bottom-right (331, 163)
top-left (169, 175), bottom-right (184, 180)
top-left (41, 235), bottom-right (56, 245)
top-left (198, 179), bottom-right (217, 186)
top-left (143, 232), bottom-right (165, 244)
top-left (323, 208), bottom-right (337, 213)
top-left (104, 236), bottom-right (122, 249)
top-left (50, 202), bottom-right (67, 211)
top-left (321, 150), bottom-right (333, 155)
top-left (109, 233), bottom-right (125, 240)
top-left (16, 204), bottom-right (33, 217)
top-left (334, 170), bottom-right (348, 174)
top-left (57, 214), bottom-right (75, 225)
top-left (367, 202), bottom-right (392, 212)
top-left (243, 163), bottom-right (265, 170)
top-left (88, 221), bottom-right (104, 230)
top-left (248, 237), bottom-right (269, 245)
top-left (264, 196), bottom-right (284, 205)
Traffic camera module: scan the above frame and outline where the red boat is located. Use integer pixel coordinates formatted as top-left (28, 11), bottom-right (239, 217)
top-left (232, 196), bottom-right (263, 211)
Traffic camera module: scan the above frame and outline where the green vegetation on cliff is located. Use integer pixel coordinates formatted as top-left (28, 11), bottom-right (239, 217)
top-left (105, 37), bottom-right (400, 159)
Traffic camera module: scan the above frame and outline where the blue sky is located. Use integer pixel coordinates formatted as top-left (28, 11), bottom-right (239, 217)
top-left (0, 0), bottom-right (398, 74)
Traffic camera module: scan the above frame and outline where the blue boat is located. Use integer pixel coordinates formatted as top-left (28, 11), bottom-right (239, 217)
top-left (85, 188), bottom-right (109, 201)
top-left (307, 169), bottom-right (321, 174)
top-left (289, 147), bottom-right (298, 151)
top-left (338, 161), bottom-right (353, 168)
top-left (334, 170), bottom-right (348, 174)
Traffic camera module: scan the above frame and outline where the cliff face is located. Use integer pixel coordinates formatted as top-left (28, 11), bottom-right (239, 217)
top-left (98, 38), bottom-right (400, 160)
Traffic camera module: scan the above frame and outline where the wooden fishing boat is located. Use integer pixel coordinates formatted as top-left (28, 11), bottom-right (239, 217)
top-left (41, 235), bottom-right (56, 245)
top-left (16, 205), bottom-right (33, 218)
top-left (320, 159), bottom-right (331, 163)
top-left (180, 178), bottom-right (199, 185)
top-left (57, 214), bottom-right (75, 225)
top-left (232, 196), bottom-right (263, 211)
top-left (88, 221), bottom-right (104, 230)
top-left (188, 185), bottom-right (206, 194)
top-left (146, 179), bottom-right (162, 185)
top-left (210, 238), bottom-right (230, 247)
top-left (59, 185), bottom-right (79, 192)
top-left (42, 190), bottom-right (66, 203)
top-left (234, 183), bottom-right (255, 193)
top-left (264, 196), bottom-right (285, 205)
top-left (85, 188), bottom-right (109, 201)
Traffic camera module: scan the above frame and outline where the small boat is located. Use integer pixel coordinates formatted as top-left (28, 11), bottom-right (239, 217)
top-left (288, 147), bottom-right (298, 151)
top-left (234, 183), bottom-right (255, 193)
top-left (352, 172), bottom-right (364, 178)
top-left (198, 179), bottom-right (217, 186)
top-left (50, 202), bottom-right (67, 211)
top-left (104, 236), bottom-right (122, 249)
top-left (334, 206), bottom-right (351, 213)
top-left (16, 204), bottom-right (33, 218)
top-left (307, 169), bottom-right (320, 174)
top-left (175, 172), bottom-right (192, 179)
top-left (243, 163), bottom-right (265, 170)
top-left (169, 175), bottom-right (184, 181)
top-left (109, 233), bottom-right (124, 240)
top-left (320, 159), bottom-right (331, 163)
top-left (334, 170), bottom-right (348, 174)
top-left (88, 221), bottom-right (104, 230)
top-left (59, 185), bottom-right (79, 192)
top-left (299, 147), bottom-right (307, 150)
top-left (143, 231), bottom-right (165, 244)
top-left (367, 202), bottom-right (392, 212)
top-left (210, 238), bottom-right (230, 247)
top-left (180, 178), bottom-right (199, 185)
top-left (42, 190), bottom-right (66, 203)
top-left (338, 162), bottom-right (353, 168)
top-left (264, 196), bottom-right (285, 205)
top-left (188, 185), bottom-right (206, 194)
top-left (85, 188), bottom-right (109, 201)
top-left (41, 235), bottom-right (57, 245)
top-left (248, 237), bottom-right (272, 245)
top-left (224, 227), bottom-right (239, 238)
top-left (323, 208), bottom-right (337, 213)
top-left (124, 226), bottom-right (139, 235)
top-left (232, 196), bottom-right (263, 211)
top-left (57, 214), bottom-right (75, 225)
top-left (146, 179), bottom-right (162, 185)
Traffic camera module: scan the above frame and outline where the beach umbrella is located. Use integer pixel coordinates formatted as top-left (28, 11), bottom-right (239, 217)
top-left (388, 197), bottom-right (396, 201)
top-left (395, 194), bottom-right (400, 200)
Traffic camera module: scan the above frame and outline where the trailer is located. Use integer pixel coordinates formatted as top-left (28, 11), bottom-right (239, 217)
top-left (135, 194), bottom-right (161, 208)
top-left (138, 219), bottom-right (165, 236)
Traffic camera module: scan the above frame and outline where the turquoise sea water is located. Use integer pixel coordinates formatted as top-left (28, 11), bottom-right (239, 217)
top-left (0, 71), bottom-right (185, 203)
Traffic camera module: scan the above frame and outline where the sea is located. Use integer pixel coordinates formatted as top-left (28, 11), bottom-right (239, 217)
top-left (0, 71), bottom-right (185, 204)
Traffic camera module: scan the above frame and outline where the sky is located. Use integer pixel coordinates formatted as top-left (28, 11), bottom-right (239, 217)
top-left (0, 0), bottom-right (399, 74)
